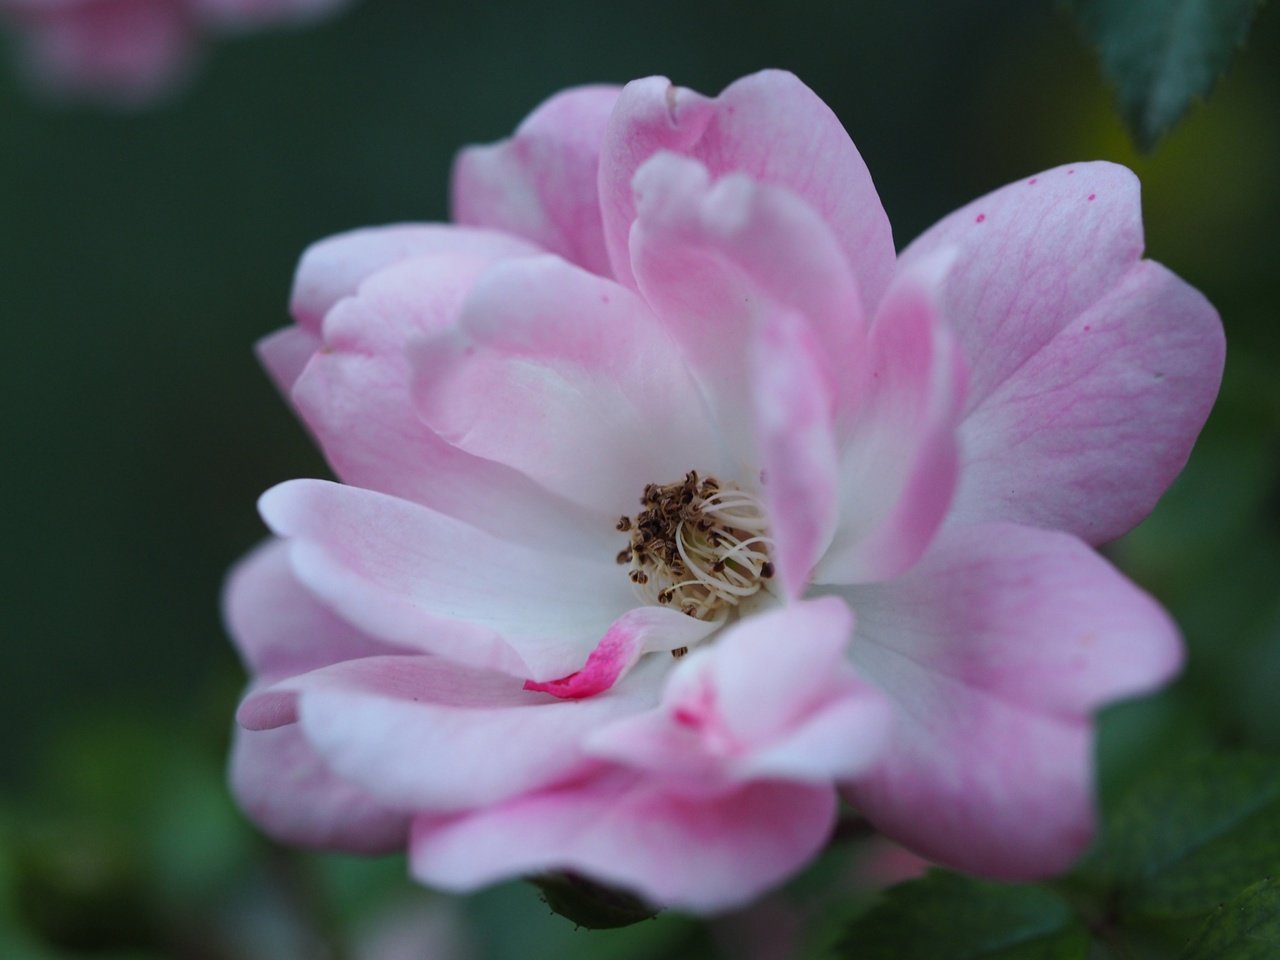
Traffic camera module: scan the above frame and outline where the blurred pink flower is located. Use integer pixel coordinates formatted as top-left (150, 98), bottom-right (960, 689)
top-left (226, 71), bottom-right (1224, 912)
top-left (0, 0), bottom-right (346, 103)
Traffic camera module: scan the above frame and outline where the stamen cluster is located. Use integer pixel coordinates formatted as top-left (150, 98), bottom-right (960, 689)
top-left (616, 471), bottom-right (775, 622)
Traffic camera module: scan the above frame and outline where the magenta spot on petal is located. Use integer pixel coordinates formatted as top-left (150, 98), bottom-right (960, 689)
top-left (524, 672), bottom-right (610, 700)
top-left (600, 293), bottom-right (610, 303)
top-left (673, 706), bottom-right (702, 729)
top-left (1028, 178), bottom-right (1038, 185)
top-left (1087, 193), bottom-right (1096, 201)
top-left (1083, 324), bottom-right (1092, 332)
top-left (1067, 169), bottom-right (1075, 175)
top-left (975, 213), bottom-right (986, 224)
top-left (523, 623), bottom-right (642, 700)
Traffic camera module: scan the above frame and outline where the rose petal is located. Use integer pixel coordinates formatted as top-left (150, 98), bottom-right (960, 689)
top-left (452, 85), bottom-right (621, 277)
top-left (229, 723), bottom-right (408, 855)
top-left (410, 254), bottom-right (720, 515)
top-left (224, 538), bottom-right (406, 683)
top-left (282, 654), bottom-right (665, 812)
top-left (410, 769), bottom-right (837, 912)
top-left (750, 308), bottom-right (840, 598)
top-left (587, 598), bottom-right (890, 790)
top-left (293, 249), bottom-right (605, 556)
top-left (256, 325), bottom-right (320, 397)
top-left (815, 252), bottom-right (966, 584)
top-left (949, 259), bottom-right (1225, 543)
top-left (900, 162), bottom-right (1144, 410)
top-left (842, 522), bottom-right (1182, 878)
top-left (289, 224), bottom-right (537, 331)
top-left (630, 154), bottom-right (865, 393)
top-left (601, 69), bottom-right (895, 312)
top-left (259, 479), bottom-right (635, 681)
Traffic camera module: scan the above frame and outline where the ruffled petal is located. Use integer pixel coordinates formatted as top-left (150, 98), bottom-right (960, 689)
top-left (631, 154), bottom-right (864, 387)
top-left (292, 247), bottom-right (606, 556)
top-left (273, 654), bottom-right (664, 812)
top-left (626, 153), bottom-right (863, 482)
top-left (948, 260), bottom-right (1224, 542)
top-left (601, 70), bottom-right (894, 312)
top-left (229, 723), bottom-right (408, 855)
top-left (410, 770), bottom-right (836, 912)
top-left (841, 522), bottom-right (1182, 878)
top-left (259, 479), bottom-right (635, 681)
top-left (452, 85), bottom-right (621, 277)
top-left (256, 325), bottom-right (320, 397)
top-left (410, 254), bottom-right (720, 515)
top-left (751, 309), bottom-right (841, 598)
top-left (289, 223), bottom-right (537, 331)
top-left (223, 538), bottom-right (407, 683)
top-left (587, 597), bottom-right (890, 791)
top-left (815, 253), bottom-right (966, 584)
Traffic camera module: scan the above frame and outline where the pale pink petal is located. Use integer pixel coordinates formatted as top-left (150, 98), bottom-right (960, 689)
top-left (452, 85), bottom-right (621, 277)
top-left (630, 153), bottom-right (864, 386)
top-left (289, 224), bottom-right (538, 331)
top-left (292, 248), bottom-right (606, 556)
top-left (224, 538), bottom-right (406, 682)
top-left (256, 325), bottom-right (320, 397)
top-left (626, 152), bottom-right (865, 470)
top-left (225, 536), bottom-right (408, 733)
top-left (900, 163), bottom-right (1144, 409)
top-left (751, 309), bottom-right (840, 598)
top-left (275, 655), bottom-right (664, 812)
top-left (815, 253), bottom-right (966, 585)
top-left (587, 598), bottom-right (890, 791)
top-left (229, 723), bottom-right (408, 855)
top-left (601, 70), bottom-right (895, 312)
top-left (949, 260), bottom-right (1225, 542)
top-left (841, 522), bottom-right (1182, 878)
top-left (524, 606), bottom-right (718, 700)
top-left (410, 254), bottom-right (720, 515)
top-left (259, 479), bottom-right (636, 681)
top-left (410, 770), bottom-right (837, 912)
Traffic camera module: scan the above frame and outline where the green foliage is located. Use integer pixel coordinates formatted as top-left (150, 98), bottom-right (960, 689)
top-left (1180, 878), bottom-right (1280, 960)
top-left (834, 752), bottom-right (1280, 958)
top-left (835, 871), bottom-right (1089, 959)
top-left (1066, 0), bottom-right (1265, 150)
top-left (1102, 752), bottom-right (1280, 918)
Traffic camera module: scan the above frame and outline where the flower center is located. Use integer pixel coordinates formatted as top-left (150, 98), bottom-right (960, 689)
top-left (615, 471), bottom-right (775, 623)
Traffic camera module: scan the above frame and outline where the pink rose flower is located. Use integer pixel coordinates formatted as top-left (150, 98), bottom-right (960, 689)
top-left (0, 0), bottom-right (346, 103)
top-left (226, 71), bottom-right (1224, 912)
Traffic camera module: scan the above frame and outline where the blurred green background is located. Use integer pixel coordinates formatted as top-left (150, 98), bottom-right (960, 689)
top-left (1, 1), bottom-right (1276, 957)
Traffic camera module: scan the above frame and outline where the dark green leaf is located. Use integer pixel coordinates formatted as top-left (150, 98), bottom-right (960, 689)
top-left (836, 871), bottom-right (1089, 959)
top-left (528, 872), bottom-right (660, 930)
top-left (1066, 0), bottom-right (1265, 150)
top-left (1181, 878), bottom-right (1280, 959)
top-left (1104, 752), bottom-right (1280, 917)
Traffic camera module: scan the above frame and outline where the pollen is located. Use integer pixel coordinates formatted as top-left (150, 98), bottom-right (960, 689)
top-left (618, 471), bottom-right (775, 621)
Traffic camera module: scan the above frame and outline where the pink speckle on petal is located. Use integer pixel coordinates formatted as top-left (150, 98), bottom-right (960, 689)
top-left (975, 213), bottom-right (986, 224)
top-left (1028, 178), bottom-right (1038, 185)
top-left (1067, 169), bottom-right (1075, 175)
top-left (1087, 194), bottom-right (1096, 202)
